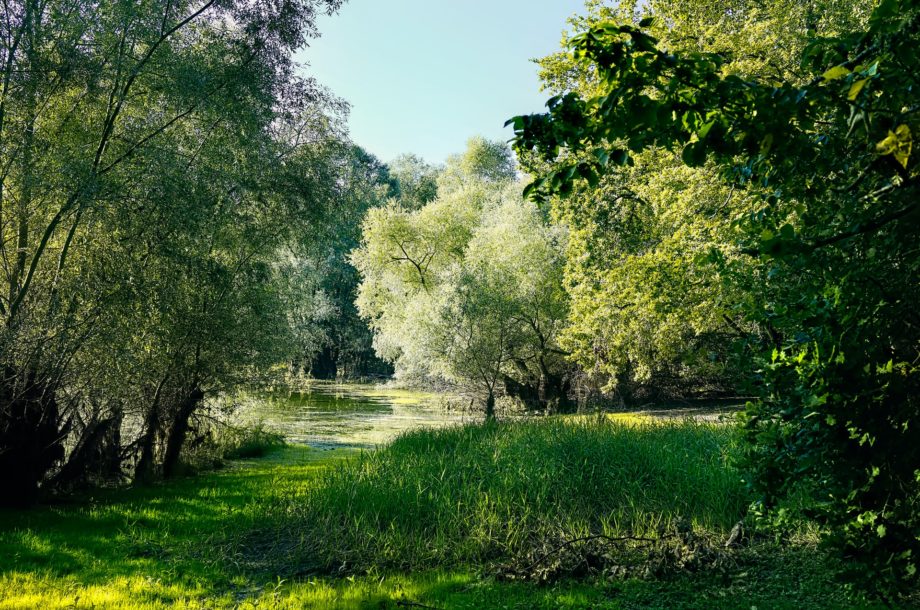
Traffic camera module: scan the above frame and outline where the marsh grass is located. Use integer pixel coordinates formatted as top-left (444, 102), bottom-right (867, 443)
top-left (0, 425), bottom-right (898, 609)
top-left (262, 416), bottom-right (750, 576)
top-left (177, 422), bottom-right (287, 475)
top-left (221, 423), bottom-right (287, 459)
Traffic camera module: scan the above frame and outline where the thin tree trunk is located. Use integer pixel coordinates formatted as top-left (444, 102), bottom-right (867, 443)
top-left (135, 377), bottom-right (167, 483)
top-left (8, 0), bottom-right (37, 320)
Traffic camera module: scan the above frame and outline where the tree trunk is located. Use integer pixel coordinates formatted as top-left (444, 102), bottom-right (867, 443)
top-left (134, 380), bottom-right (166, 483)
top-left (310, 345), bottom-right (337, 379)
top-left (7, 0), bottom-right (37, 322)
top-left (502, 374), bottom-right (540, 410)
top-left (161, 386), bottom-right (204, 479)
top-left (49, 409), bottom-right (122, 490)
top-left (0, 367), bottom-right (65, 505)
top-left (539, 358), bottom-right (574, 414)
top-left (485, 390), bottom-right (496, 421)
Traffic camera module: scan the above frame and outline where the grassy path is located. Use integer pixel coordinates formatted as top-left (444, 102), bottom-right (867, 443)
top-left (0, 429), bottom-right (900, 609)
top-left (0, 445), bottom-right (652, 609)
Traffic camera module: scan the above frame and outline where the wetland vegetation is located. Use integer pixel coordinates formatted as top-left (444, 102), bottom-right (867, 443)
top-left (1, 0), bottom-right (919, 606)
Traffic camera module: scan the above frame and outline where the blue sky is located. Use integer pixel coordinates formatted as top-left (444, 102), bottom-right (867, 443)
top-left (297, 0), bottom-right (586, 165)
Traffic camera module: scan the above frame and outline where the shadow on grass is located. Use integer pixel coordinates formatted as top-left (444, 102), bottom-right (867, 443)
top-left (0, 438), bottom-right (904, 610)
top-left (0, 445), bottom-right (348, 608)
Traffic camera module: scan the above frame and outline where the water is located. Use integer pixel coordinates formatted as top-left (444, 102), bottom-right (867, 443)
top-left (236, 382), bottom-right (473, 449)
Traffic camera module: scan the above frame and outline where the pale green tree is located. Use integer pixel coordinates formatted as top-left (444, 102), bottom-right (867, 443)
top-left (353, 140), bottom-right (570, 416)
top-left (521, 0), bottom-right (874, 401)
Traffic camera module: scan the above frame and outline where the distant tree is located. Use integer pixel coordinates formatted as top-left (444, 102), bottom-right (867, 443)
top-left (437, 136), bottom-right (517, 193)
top-left (353, 140), bottom-right (569, 416)
top-left (389, 153), bottom-right (440, 209)
top-left (292, 145), bottom-right (396, 380)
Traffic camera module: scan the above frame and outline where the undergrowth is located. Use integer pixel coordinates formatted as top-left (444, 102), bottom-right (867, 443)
top-left (0, 424), bottom-right (905, 608)
top-left (181, 421), bottom-right (287, 472)
top-left (256, 417), bottom-right (751, 578)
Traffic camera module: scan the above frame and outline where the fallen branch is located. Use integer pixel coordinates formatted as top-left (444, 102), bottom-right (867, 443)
top-left (522, 532), bottom-right (672, 575)
top-left (395, 600), bottom-right (442, 610)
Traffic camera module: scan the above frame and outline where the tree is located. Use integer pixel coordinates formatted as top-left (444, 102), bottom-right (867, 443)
top-left (510, 0), bottom-right (919, 594)
top-left (518, 0), bottom-right (874, 402)
top-left (352, 139), bottom-right (570, 416)
top-left (286, 145), bottom-right (396, 380)
top-left (437, 136), bottom-right (517, 193)
top-left (0, 0), bottom-right (346, 499)
top-left (388, 153), bottom-right (440, 210)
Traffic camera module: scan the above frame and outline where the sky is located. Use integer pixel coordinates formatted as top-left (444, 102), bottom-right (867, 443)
top-left (297, 0), bottom-right (586, 165)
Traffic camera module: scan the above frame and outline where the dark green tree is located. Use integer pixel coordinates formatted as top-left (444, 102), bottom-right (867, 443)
top-left (510, 0), bottom-right (919, 595)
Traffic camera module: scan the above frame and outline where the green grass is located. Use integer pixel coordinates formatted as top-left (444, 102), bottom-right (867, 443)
top-left (220, 423), bottom-right (287, 459)
top-left (263, 417), bottom-right (749, 577)
top-left (0, 419), bottom-right (905, 609)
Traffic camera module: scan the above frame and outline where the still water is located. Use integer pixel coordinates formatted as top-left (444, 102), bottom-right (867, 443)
top-left (237, 382), bottom-right (472, 449)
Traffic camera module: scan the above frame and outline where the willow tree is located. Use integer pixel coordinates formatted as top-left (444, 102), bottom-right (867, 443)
top-left (0, 0), bottom-right (344, 500)
top-left (353, 139), bottom-right (570, 416)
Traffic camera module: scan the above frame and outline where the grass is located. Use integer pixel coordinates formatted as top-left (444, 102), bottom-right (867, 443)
top-left (0, 445), bottom-right (338, 609)
top-left (262, 417), bottom-right (748, 577)
top-left (220, 423), bottom-right (287, 459)
top-left (0, 418), bottom-right (905, 609)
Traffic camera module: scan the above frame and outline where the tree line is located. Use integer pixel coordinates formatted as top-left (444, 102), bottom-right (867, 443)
top-left (351, 0), bottom-right (918, 597)
top-left (2, 0), bottom-right (915, 597)
top-left (0, 0), bottom-right (399, 503)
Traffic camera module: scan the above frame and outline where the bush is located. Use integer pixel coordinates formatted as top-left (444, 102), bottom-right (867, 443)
top-left (180, 422), bottom-right (286, 472)
top-left (221, 423), bottom-right (286, 459)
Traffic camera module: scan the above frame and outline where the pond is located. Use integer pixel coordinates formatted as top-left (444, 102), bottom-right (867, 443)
top-left (237, 382), bottom-right (473, 449)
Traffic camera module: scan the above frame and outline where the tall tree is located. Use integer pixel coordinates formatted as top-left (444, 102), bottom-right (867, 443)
top-left (353, 139), bottom-right (570, 416)
top-left (0, 0), bottom-right (345, 500)
top-left (510, 0), bottom-right (919, 594)
top-left (518, 0), bottom-right (874, 402)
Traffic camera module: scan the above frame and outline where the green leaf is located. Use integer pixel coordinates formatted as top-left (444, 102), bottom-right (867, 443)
top-left (611, 149), bottom-right (629, 165)
top-left (847, 79), bottom-right (868, 101)
top-left (822, 65), bottom-right (851, 81)
top-left (681, 141), bottom-right (706, 167)
top-left (593, 148), bottom-right (610, 167)
top-left (876, 124), bottom-right (912, 168)
top-left (869, 0), bottom-right (900, 32)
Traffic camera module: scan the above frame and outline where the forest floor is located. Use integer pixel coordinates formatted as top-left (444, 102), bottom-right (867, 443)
top-left (0, 420), bottom-right (909, 609)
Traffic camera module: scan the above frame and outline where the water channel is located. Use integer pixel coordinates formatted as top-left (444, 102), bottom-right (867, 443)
top-left (237, 382), bottom-right (473, 449)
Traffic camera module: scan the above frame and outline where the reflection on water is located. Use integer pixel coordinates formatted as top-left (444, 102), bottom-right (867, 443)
top-left (237, 382), bottom-right (472, 449)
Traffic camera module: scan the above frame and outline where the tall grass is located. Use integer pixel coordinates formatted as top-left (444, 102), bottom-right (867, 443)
top-left (266, 416), bottom-right (749, 575)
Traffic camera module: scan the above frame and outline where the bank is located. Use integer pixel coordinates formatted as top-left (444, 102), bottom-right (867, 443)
top-left (0, 413), bottom-right (900, 609)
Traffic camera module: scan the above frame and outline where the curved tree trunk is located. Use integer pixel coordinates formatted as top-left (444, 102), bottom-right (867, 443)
top-left (161, 385), bottom-right (204, 479)
top-left (135, 378), bottom-right (167, 483)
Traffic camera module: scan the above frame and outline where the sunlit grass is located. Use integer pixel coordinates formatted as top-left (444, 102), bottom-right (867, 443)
top-left (0, 419), bottom-right (898, 609)
top-left (0, 445), bottom-right (340, 609)
top-left (265, 417), bottom-right (748, 576)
